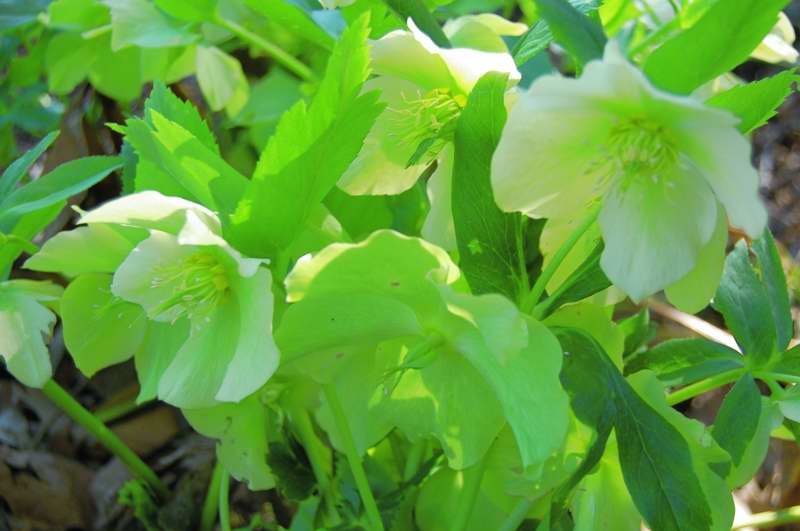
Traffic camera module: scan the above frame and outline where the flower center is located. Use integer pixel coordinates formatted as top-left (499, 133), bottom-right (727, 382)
top-left (150, 251), bottom-right (229, 322)
top-left (604, 117), bottom-right (678, 187)
top-left (388, 88), bottom-right (465, 167)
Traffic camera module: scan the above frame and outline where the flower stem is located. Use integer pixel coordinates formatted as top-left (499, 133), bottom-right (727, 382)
top-left (665, 368), bottom-right (746, 406)
top-left (522, 204), bottom-right (600, 314)
top-left (201, 460), bottom-right (225, 531)
top-left (732, 505), bottom-right (800, 529)
top-left (95, 398), bottom-right (149, 424)
top-left (214, 16), bottom-right (316, 83)
top-left (289, 405), bottom-right (341, 525)
top-left (322, 383), bottom-right (384, 531)
top-left (41, 379), bottom-right (168, 498)
top-left (403, 439), bottom-right (427, 482)
top-left (450, 456), bottom-right (489, 531)
top-left (219, 470), bottom-right (231, 531)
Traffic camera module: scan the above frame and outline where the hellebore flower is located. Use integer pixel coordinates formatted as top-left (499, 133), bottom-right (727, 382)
top-left (491, 43), bottom-right (766, 303)
top-left (26, 191), bottom-right (279, 408)
top-left (337, 15), bottom-right (524, 248)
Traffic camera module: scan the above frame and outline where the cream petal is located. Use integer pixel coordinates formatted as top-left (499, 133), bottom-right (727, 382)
top-left (422, 146), bottom-right (456, 251)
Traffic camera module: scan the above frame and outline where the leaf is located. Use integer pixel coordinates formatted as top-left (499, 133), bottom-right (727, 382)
top-left (144, 82), bottom-right (218, 154)
top-left (532, 0), bottom-right (606, 68)
top-left (711, 374), bottom-right (775, 487)
top-left (243, 0), bottom-right (335, 50)
top-left (44, 32), bottom-right (98, 95)
top-left (0, 282), bottom-right (60, 388)
top-left (0, 0), bottom-right (49, 29)
top-left (195, 46), bottom-right (249, 116)
top-left (0, 156), bottom-right (122, 231)
top-left (643, 0), bottom-right (790, 94)
top-left (0, 130), bottom-right (58, 200)
top-left (713, 240), bottom-right (777, 368)
top-left (154, 0), bottom-right (216, 22)
top-left (511, 0), bottom-right (599, 66)
top-left (625, 338), bottom-right (745, 387)
top-left (60, 273), bottom-right (147, 377)
top-left (554, 329), bottom-right (713, 531)
top-left (229, 15), bottom-right (382, 256)
top-left (706, 69), bottom-right (798, 134)
top-left (382, 0), bottom-right (451, 48)
top-left (451, 71), bottom-right (524, 301)
top-left (752, 228), bottom-right (793, 351)
top-left (106, 0), bottom-right (198, 51)
top-left (121, 111), bottom-right (247, 213)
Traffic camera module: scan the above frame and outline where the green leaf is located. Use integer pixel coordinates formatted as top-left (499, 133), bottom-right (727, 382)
top-left (713, 240), bottom-right (777, 368)
top-left (47, 0), bottom-right (109, 31)
top-left (532, 0), bottom-right (606, 68)
top-left (243, 0), bottom-right (335, 50)
top-left (195, 46), bottom-right (249, 116)
top-left (0, 281), bottom-right (60, 388)
top-left (451, 71), bottom-right (524, 301)
top-left (511, 0), bottom-right (599, 66)
top-left (752, 228), bottom-right (793, 351)
top-left (106, 0), bottom-right (198, 51)
top-left (122, 110), bottom-right (247, 213)
top-left (554, 329), bottom-right (713, 531)
top-left (626, 338), bottom-right (745, 387)
top-left (382, 0), bottom-right (451, 48)
top-left (0, 130), bottom-right (59, 200)
top-left (0, 0), bottom-right (49, 29)
top-left (711, 374), bottom-right (775, 487)
top-left (60, 273), bottom-right (147, 377)
top-left (706, 69), bottom-right (798, 134)
top-left (229, 15), bottom-right (382, 256)
top-left (643, 0), bottom-right (790, 94)
top-left (45, 32), bottom-right (98, 95)
top-left (183, 389), bottom-right (277, 490)
top-left (154, 0), bottom-right (216, 22)
top-left (0, 156), bottom-right (122, 231)
top-left (87, 37), bottom-right (144, 101)
top-left (144, 82), bottom-right (218, 154)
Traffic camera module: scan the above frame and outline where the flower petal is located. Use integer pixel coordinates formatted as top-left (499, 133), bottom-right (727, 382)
top-left (80, 190), bottom-right (221, 234)
top-left (422, 146), bottom-right (456, 250)
top-left (599, 162), bottom-right (718, 302)
top-left (370, 29), bottom-right (455, 92)
top-left (215, 268), bottom-right (279, 403)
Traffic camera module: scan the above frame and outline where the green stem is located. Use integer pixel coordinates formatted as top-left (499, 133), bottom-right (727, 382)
top-left (450, 456), bottom-right (489, 531)
top-left (498, 497), bottom-right (534, 531)
top-left (757, 371), bottom-right (800, 385)
top-left (732, 505), bottom-right (800, 529)
top-left (666, 368), bottom-right (746, 406)
top-left (214, 16), bottom-right (316, 83)
top-left (41, 380), bottom-right (168, 498)
top-left (95, 398), bottom-right (149, 424)
top-left (201, 461), bottom-right (225, 531)
top-left (322, 384), bottom-right (384, 531)
top-left (219, 470), bottom-right (231, 531)
top-left (515, 217), bottom-right (530, 301)
top-left (522, 204), bottom-right (600, 313)
top-left (289, 405), bottom-right (341, 525)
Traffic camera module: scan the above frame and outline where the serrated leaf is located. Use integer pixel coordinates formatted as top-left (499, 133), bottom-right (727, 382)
top-left (144, 82), bottom-right (218, 154)
top-left (532, 0), bottom-right (606, 68)
top-left (643, 0), bottom-right (790, 94)
top-left (626, 338), bottom-right (745, 387)
top-left (706, 69), bottom-right (798, 134)
top-left (451, 71), bottom-right (524, 301)
top-left (752, 228), bottom-right (793, 351)
top-left (511, 0), bottom-right (599, 66)
top-left (713, 240), bottom-right (777, 368)
top-left (711, 374), bottom-right (775, 487)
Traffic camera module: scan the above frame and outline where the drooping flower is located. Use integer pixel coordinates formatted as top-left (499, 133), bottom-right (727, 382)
top-left (26, 191), bottom-right (280, 408)
top-left (491, 43), bottom-right (766, 303)
top-left (337, 15), bottom-right (524, 248)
